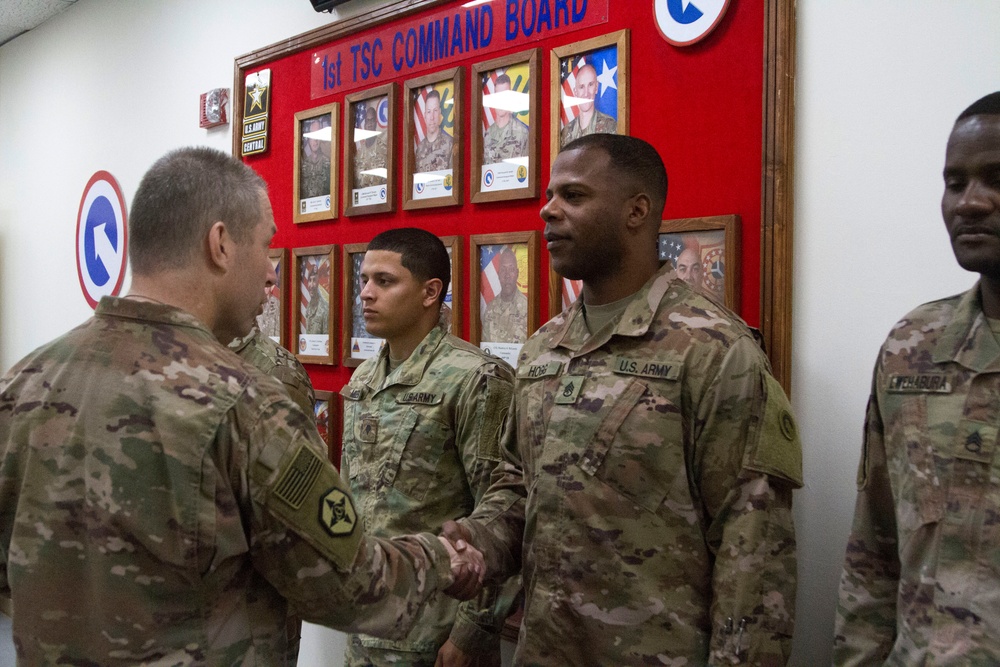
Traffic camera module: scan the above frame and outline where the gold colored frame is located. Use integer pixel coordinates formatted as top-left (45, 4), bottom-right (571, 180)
top-left (292, 244), bottom-right (338, 366)
top-left (262, 248), bottom-right (288, 350)
top-left (343, 83), bottom-right (396, 217)
top-left (470, 48), bottom-right (540, 203)
top-left (403, 67), bottom-right (463, 210)
top-left (292, 102), bottom-right (339, 223)
top-left (438, 235), bottom-right (463, 337)
top-left (550, 30), bottom-right (630, 163)
top-left (313, 389), bottom-right (339, 464)
top-left (470, 231), bottom-right (539, 347)
top-left (341, 242), bottom-right (381, 368)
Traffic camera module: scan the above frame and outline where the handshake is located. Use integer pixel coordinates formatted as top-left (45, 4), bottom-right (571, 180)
top-left (436, 521), bottom-right (484, 600)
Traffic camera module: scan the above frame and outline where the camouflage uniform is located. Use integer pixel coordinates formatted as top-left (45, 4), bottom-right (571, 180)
top-left (461, 264), bottom-right (803, 665)
top-left (560, 110), bottom-right (617, 147)
top-left (341, 325), bottom-right (517, 666)
top-left (835, 284), bottom-right (1000, 665)
top-left (300, 149), bottom-right (330, 199)
top-left (415, 131), bottom-right (454, 173)
top-left (229, 327), bottom-right (315, 418)
top-left (0, 297), bottom-right (455, 666)
top-left (483, 118), bottom-right (529, 164)
top-left (355, 136), bottom-right (388, 189)
top-left (257, 293), bottom-right (280, 340)
top-left (482, 290), bottom-right (528, 344)
top-left (306, 288), bottom-right (330, 335)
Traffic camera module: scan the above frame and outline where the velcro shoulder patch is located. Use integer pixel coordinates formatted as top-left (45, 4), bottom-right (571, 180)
top-left (266, 441), bottom-right (362, 572)
top-left (744, 374), bottom-right (803, 488)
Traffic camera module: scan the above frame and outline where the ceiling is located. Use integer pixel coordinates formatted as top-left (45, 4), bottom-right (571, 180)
top-left (0, 0), bottom-right (77, 48)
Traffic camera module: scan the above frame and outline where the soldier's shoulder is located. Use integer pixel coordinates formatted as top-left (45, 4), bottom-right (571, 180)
top-left (438, 334), bottom-right (514, 377)
top-left (891, 292), bottom-right (965, 332)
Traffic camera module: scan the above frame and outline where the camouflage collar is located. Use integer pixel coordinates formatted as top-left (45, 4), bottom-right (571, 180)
top-left (97, 296), bottom-right (214, 337)
top-left (548, 263), bottom-right (678, 353)
top-left (366, 325), bottom-right (446, 391)
top-left (228, 327), bottom-right (261, 354)
top-left (933, 282), bottom-right (1000, 372)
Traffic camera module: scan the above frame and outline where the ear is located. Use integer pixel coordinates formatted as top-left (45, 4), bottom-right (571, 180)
top-left (422, 278), bottom-right (443, 308)
top-left (206, 221), bottom-right (232, 272)
top-left (624, 193), bottom-right (652, 232)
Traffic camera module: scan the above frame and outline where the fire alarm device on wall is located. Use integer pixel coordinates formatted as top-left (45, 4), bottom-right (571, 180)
top-left (200, 88), bottom-right (230, 128)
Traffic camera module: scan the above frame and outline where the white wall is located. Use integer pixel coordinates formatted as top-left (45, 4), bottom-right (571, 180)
top-left (2, 0), bottom-right (1000, 665)
top-left (791, 1), bottom-right (1000, 664)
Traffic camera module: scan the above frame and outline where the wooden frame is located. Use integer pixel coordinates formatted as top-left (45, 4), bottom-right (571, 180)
top-left (292, 245), bottom-right (337, 365)
top-left (470, 49), bottom-right (540, 203)
top-left (233, 0), bottom-right (795, 390)
top-left (293, 102), bottom-right (339, 223)
top-left (313, 389), bottom-right (340, 464)
top-left (470, 231), bottom-right (539, 368)
top-left (343, 83), bottom-right (396, 216)
top-left (341, 242), bottom-right (384, 368)
top-left (659, 215), bottom-right (741, 310)
top-left (550, 30), bottom-right (630, 161)
top-left (258, 248), bottom-right (288, 349)
top-left (439, 235), bottom-right (463, 337)
top-left (403, 67), bottom-right (463, 210)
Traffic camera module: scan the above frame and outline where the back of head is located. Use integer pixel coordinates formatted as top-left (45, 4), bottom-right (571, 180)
top-left (562, 134), bottom-right (668, 220)
top-left (367, 227), bottom-right (451, 304)
top-left (129, 147), bottom-right (266, 275)
top-left (956, 92), bottom-right (1000, 122)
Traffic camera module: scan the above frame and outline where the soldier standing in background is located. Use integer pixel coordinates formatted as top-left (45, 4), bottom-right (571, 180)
top-left (299, 116), bottom-right (330, 200)
top-left (415, 90), bottom-right (454, 173)
top-left (355, 105), bottom-right (387, 189)
top-left (834, 92), bottom-right (1000, 665)
top-left (483, 74), bottom-right (529, 165)
top-left (342, 228), bottom-right (517, 667)
top-left (446, 134), bottom-right (802, 665)
top-left (481, 249), bottom-right (528, 344)
top-left (304, 267), bottom-right (330, 335)
top-left (0, 147), bottom-right (483, 666)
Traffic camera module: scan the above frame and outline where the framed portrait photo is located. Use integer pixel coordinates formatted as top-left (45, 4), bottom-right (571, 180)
top-left (438, 235), bottom-right (463, 336)
top-left (293, 102), bottom-right (338, 223)
top-left (258, 248), bottom-right (288, 349)
top-left (292, 245), bottom-right (337, 365)
top-left (659, 215), bottom-right (741, 310)
top-left (404, 67), bottom-right (463, 210)
top-left (313, 390), bottom-right (340, 464)
top-left (550, 30), bottom-right (630, 161)
top-left (341, 242), bottom-right (385, 368)
top-left (471, 49), bottom-right (540, 203)
top-left (343, 83), bottom-right (396, 216)
top-left (470, 231), bottom-right (539, 367)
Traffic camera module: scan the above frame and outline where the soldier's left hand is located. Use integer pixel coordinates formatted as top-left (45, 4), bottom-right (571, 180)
top-left (437, 535), bottom-right (485, 600)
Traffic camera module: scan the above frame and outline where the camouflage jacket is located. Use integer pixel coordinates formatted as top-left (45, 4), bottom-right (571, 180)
top-left (341, 326), bottom-right (517, 661)
top-left (462, 263), bottom-right (803, 665)
top-left (0, 297), bottom-right (453, 666)
top-left (835, 284), bottom-right (1000, 665)
top-left (415, 131), bottom-right (454, 173)
top-left (257, 294), bottom-right (280, 340)
top-left (300, 151), bottom-right (330, 200)
top-left (484, 118), bottom-right (529, 164)
top-left (560, 109), bottom-right (617, 146)
top-left (482, 291), bottom-right (528, 344)
top-left (355, 136), bottom-right (388, 189)
top-left (229, 327), bottom-right (315, 418)
top-left (305, 290), bottom-right (329, 335)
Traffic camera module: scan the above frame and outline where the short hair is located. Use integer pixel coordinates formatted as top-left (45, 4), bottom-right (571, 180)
top-left (495, 73), bottom-right (512, 88)
top-left (367, 227), bottom-right (450, 305)
top-left (129, 147), bottom-right (266, 275)
top-left (957, 92), bottom-right (1000, 122)
top-left (426, 89), bottom-right (442, 105)
top-left (562, 134), bottom-right (668, 219)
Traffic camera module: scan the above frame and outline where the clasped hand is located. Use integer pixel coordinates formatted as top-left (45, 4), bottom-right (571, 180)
top-left (437, 529), bottom-right (485, 600)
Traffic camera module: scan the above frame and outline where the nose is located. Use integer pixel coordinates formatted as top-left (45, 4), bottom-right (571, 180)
top-left (540, 197), bottom-right (559, 223)
top-left (954, 180), bottom-right (995, 217)
top-left (265, 260), bottom-right (278, 287)
top-left (359, 279), bottom-right (374, 302)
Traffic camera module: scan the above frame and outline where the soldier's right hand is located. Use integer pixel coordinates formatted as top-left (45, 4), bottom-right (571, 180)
top-left (437, 535), bottom-right (484, 600)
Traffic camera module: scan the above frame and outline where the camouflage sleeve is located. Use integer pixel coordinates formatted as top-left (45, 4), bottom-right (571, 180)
top-left (449, 362), bottom-right (519, 654)
top-left (460, 390), bottom-right (526, 584)
top-left (271, 351), bottom-right (316, 421)
top-left (696, 336), bottom-right (802, 665)
top-left (236, 395), bottom-right (454, 639)
top-left (832, 365), bottom-right (899, 665)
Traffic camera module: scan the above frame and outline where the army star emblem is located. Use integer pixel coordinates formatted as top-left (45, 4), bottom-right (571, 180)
top-left (320, 488), bottom-right (357, 537)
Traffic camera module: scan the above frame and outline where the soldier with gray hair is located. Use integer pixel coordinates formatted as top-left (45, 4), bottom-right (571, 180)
top-left (834, 91), bottom-right (1000, 665)
top-left (445, 133), bottom-right (802, 665)
top-left (0, 147), bottom-right (483, 666)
